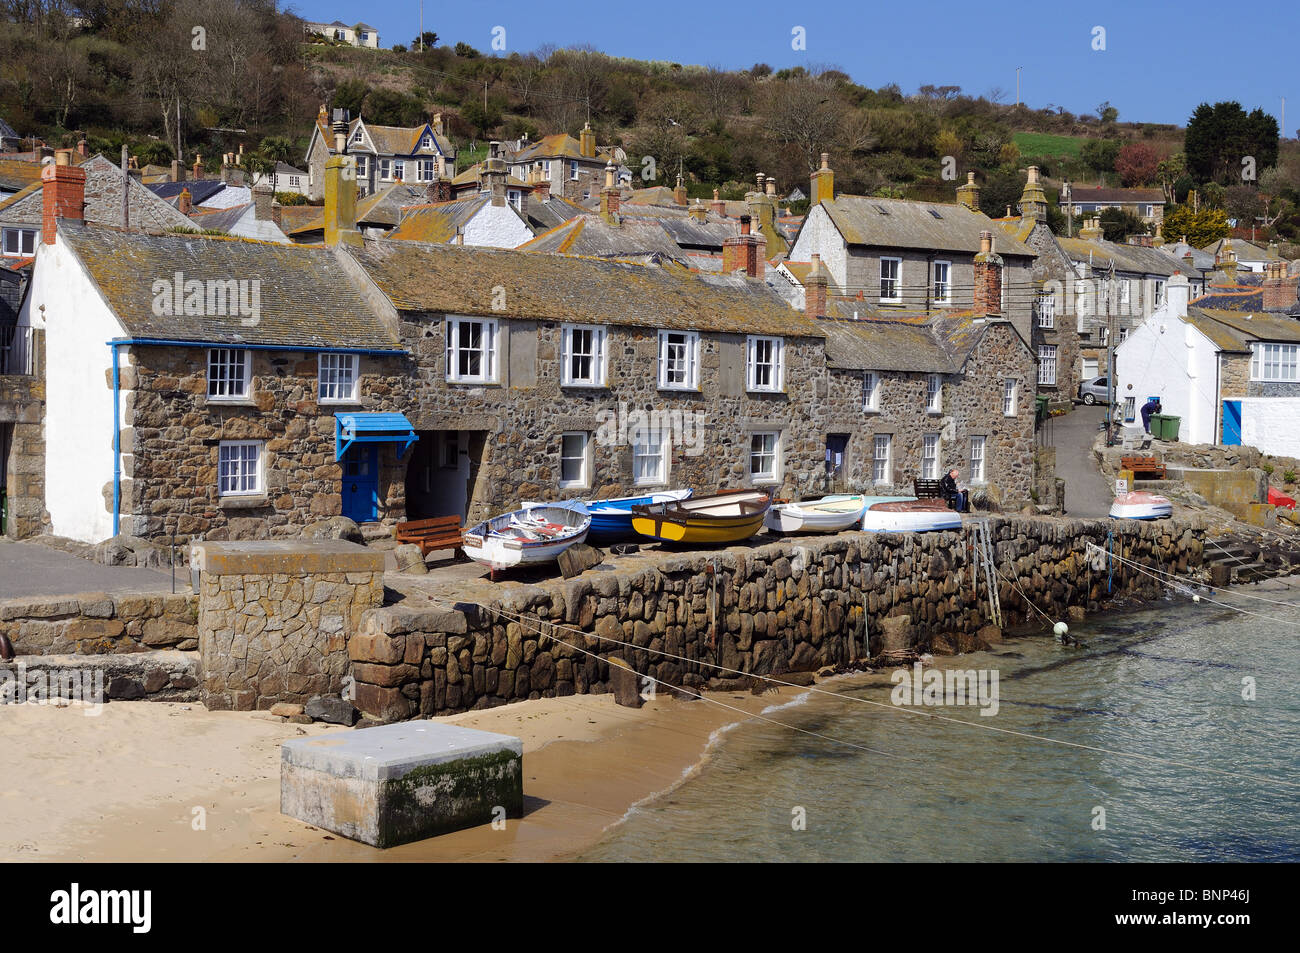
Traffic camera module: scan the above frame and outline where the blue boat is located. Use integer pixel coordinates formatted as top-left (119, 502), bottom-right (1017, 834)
top-left (526, 490), bottom-right (694, 545)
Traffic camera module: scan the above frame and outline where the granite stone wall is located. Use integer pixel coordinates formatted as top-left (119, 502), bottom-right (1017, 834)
top-left (1, 329), bottom-right (46, 539)
top-left (347, 516), bottom-right (1203, 721)
top-left (0, 590), bottom-right (197, 656)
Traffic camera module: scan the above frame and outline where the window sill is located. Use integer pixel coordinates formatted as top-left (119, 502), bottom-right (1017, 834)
top-left (218, 494), bottom-right (270, 510)
top-left (560, 382), bottom-right (608, 391)
top-left (656, 386), bottom-right (701, 395)
top-left (747, 388), bottom-right (786, 396)
top-left (446, 379), bottom-right (501, 387)
top-left (318, 399), bottom-right (362, 407)
top-left (206, 398), bottom-right (257, 408)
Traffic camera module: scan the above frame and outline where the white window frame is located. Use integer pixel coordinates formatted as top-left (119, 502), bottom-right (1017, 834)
top-left (1038, 344), bottom-right (1058, 386)
top-left (351, 127), bottom-right (364, 144)
top-left (926, 373), bottom-right (943, 414)
top-left (1154, 279), bottom-right (1165, 306)
top-left (657, 330), bottom-right (700, 391)
top-left (559, 431), bottom-right (591, 489)
top-left (354, 155), bottom-right (368, 179)
top-left (1250, 342), bottom-right (1300, 382)
top-left (1123, 396), bottom-right (1136, 423)
top-left (418, 159), bottom-right (436, 182)
top-left (1003, 378), bottom-right (1018, 417)
top-left (872, 434), bottom-right (892, 485)
top-left (2, 227), bottom-right (36, 257)
top-left (569, 159), bottom-right (579, 180)
top-left (632, 429), bottom-right (667, 486)
top-left (560, 324), bottom-right (607, 387)
top-left (392, 159), bottom-right (405, 182)
top-left (207, 348), bottom-right (252, 402)
top-left (379, 158), bottom-right (392, 181)
top-left (1036, 292), bottom-right (1055, 329)
top-left (932, 260), bottom-right (951, 305)
top-left (445, 316), bottom-right (499, 384)
top-left (420, 134), bottom-right (433, 150)
top-left (746, 335), bottom-right (784, 392)
top-left (749, 431), bottom-right (780, 483)
top-left (879, 257), bottom-right (902, 304)
top-left (862, 371), bottom-right (880, 412)
top-left (317, 353), bottom-right (359, 404)
top-left (218, 440), bottom-right (263, 497)
top-left (969, 436), bottom-right (986, 485)
top-left (921, 433), bottom-right (940, 480)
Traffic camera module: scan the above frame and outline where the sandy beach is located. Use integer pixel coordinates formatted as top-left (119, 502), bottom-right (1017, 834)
top-left (0, 681), bottom-right (823, 862)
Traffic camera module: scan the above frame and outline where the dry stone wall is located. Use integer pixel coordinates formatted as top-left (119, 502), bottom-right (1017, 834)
top-left (0, 590), bottom-right (197, 656)
top-left (347, 516), bottom-right (1202, 721)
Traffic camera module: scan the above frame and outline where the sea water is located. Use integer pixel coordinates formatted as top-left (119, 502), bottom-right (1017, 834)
top-left (578, 589), bottom-right (1300, 862)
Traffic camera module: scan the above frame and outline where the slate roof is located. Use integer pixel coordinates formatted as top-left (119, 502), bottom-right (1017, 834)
top-left (816, 195), bottom-right (1037, 258)
top-left (821, 318), bottom-right (958, 372)
top-left (1184, 306), bottom-right (1300, 351)
top-left (1064, 187), bottom-right (1165, 205)
top-left (1201, 237), bottom-right (1277, 262)
top-left (58, 225), bottom-right (398, 350)
top-left (1057, 236), bottom-right (1185, 276)
top-left (0, 155), bottom-right (195, 232)
top-left (387, 195), bottom-right (526, 244)
top-left (0, 158), bottom-right (43, 193)
top-left (617, 204), bottom-right (738, 250)
top-left (148, 179), bottom-right (228, 205)
top-left (285, 184), bottom-right (427, 236)
top-left (312, 116), bottom-right (455, 161)
top-left (347, 239), bottom-right (818, 336)
top-left (527, 194), bottom-right (588, 231)
top-left (451, 162), bottom-right (529, 189)
top-left (1160, 240), bottom-right (1216, 272)
top-left (517, 215), bottom-right (687, 260)
top-left (0, 117), bottom-right (19, 141)
top-left (513, 133), bottom-right (607, 163)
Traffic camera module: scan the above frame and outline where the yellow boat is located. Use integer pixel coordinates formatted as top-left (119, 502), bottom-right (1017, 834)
top-left (630, 490), bottom-right (771, 545)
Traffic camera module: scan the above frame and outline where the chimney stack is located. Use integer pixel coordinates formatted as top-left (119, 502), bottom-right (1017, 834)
top-left (956, 171), bottom-right (980, 212)
top-left (76, 139), bottom-right (88, 159)
top-left (599, 161), bottom-right (620, 221)
top-left (170, 159), bottom-right (185, 183)
top-left (1079, 216), bottom-right (1104, 241)
top-left (426, 177), bottom-right (453, 204)
top-left (673, 173), bottom-right (687, 206)
top-left (41, 158), bottom-right (87, 245)
top-left (1017, 165), bottom-right (1048, 223)
top-left (755, 172), bottom-right (765, 195)
top-left (1263, 261), bottom-right (1297, 311)
top-left (324, 119), bottom-right (360, 246)
top-left (973, 229), bottom-right (1003, 317)
top-left (765, 177), bottom-right (776, 197)
top-left (270, 199), bottom-right (282, 229)
top-left (532, 174), bottom-right (550, 202)
top-left (688, 200), bottom-right (706, 222)
top-left (483, 156), bottom-right (507, 206)
top-left (722, 215), bottom-right (766, 278)
top-left (711, 188), bottom-right (726, 218)
top-left (1166, 273), bottom-right (1191, 319)
top-left (579, 121), bottom-right (596, 159)
top-left (177, 187), bottom-right (192, 215)
top-left (804, 254), bottom-right (829, 318)
top-left (253, 180), bottom-right (273, 221)
top-left (810, 153), bottom-right (834, 205)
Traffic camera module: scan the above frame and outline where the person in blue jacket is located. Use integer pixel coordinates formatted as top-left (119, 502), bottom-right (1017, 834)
top-left (1140, 397), bottom-right (1162, 433)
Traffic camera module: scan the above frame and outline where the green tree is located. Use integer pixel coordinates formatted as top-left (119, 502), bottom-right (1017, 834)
top-left (412, 31), bottom-right (439, 48)
top-left (1081, 139), bottom-right (1120, 176)
top-left (1099, 206), bottom-right (1146, 242)
top-left (365, 89), bottom-right (425, 126)
top-left (332, 78), bottom-right (368, 118)
top-left (1162, 204), bottom-right (1230, 247)
top-left (454, 42), bottom-right (480, 58)
top-left (1185, 101), bottom-right (1279, 185)
top-left (461, 95), bottom-right (505, 137)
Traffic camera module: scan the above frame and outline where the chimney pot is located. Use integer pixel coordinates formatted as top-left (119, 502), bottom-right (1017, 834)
top-left (740, 214), bottom-right (751, 235)
top-left (810, 153), bottom-right (835, 205)
top-left (804, 253), bottom-right (829, 317)
top-left (177, 187), bottom-right (192, 215)
top-left (40, 161), bottom-right (87, 245)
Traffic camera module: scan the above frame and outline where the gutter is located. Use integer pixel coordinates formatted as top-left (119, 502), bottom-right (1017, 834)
top-left (105, 337), bottom-right (411, 535)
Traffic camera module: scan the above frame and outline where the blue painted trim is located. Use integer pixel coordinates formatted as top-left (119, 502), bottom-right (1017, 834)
top-left (335, 412), bottom-right (417, 460)
top-left (106, 337), bottom-right (406, 356)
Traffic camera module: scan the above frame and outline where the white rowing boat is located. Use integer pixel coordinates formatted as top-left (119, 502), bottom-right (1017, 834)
top-left (1109, 491), bottom-right (1172, 520)
top-left (462, 501), bottom-right (591, 572)
top-left (860, 498), bottom-right (962, 533)
top-left (764, 494), bottom-right (868, 534)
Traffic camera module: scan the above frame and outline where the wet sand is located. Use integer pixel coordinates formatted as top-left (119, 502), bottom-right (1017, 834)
top-left (0, 683), bottom-right (816, 862)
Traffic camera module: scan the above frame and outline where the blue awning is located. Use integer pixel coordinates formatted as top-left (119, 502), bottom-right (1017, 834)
top-left (335, 412), bottom-right (418, 459)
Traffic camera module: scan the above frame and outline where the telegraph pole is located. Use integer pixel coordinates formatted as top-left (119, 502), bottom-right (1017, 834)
top-left (1105, 262), bottom-right (1116, 447)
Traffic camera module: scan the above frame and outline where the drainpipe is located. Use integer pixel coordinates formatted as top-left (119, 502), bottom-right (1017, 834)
top-left (111, 342), bottom-right (122, 537)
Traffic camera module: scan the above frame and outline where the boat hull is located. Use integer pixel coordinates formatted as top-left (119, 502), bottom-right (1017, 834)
top-left (631, 490), bottom-right (771, 545)
top-left (462, 502), bottom-right (591, 571)
top-left (586, 490), bottom-right (694, 544)
top-left (860, 498), bottom-right (961, 533)
top-left (1109, 492), bottom-right (1172, 520)
top-left (765, 495), bottom-right (868, 534)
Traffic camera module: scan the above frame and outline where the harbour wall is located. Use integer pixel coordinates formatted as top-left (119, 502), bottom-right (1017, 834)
top-left (347, 517), bottom-right (1206, 721)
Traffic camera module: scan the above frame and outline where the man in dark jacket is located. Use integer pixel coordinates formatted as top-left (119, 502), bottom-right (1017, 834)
top-left (940, 468), bottom-right (967, 512)
top-left (1140, 397), bottom-right (1162, 433)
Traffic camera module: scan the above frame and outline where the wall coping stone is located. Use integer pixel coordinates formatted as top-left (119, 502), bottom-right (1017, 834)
top-left (191, 540), bottom-right (384, 576)
top-left (281, 721), bottom-right (521, 781)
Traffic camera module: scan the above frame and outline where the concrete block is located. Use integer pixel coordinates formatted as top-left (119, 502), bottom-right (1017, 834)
top-left (280, 722), bottom-right (523, 848)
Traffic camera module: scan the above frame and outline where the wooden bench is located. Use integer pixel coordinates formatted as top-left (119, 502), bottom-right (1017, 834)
top-left (913, 478), bottom-right (943, 499)
top-left (395, 515), bottom-right (466, 558)
top-left (1120, 456), bottom-right (1166, 479)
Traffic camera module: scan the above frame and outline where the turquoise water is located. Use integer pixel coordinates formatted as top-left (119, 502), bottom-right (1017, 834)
top-left (578, 588), bottom-right (1300, 862)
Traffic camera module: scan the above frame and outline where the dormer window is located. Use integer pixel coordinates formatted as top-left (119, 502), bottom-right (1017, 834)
top-left (351, 128), bottom-right (363, 143)
top-left (420, 134), bottom-right (433, 150)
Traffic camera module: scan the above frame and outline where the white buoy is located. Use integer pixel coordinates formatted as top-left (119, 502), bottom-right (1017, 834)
top-left (1193, 594), bottom-right (1201, 603)
top-left (1053, 621), bottom-right (1069, 637)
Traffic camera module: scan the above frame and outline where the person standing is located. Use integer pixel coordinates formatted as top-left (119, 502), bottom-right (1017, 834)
top-left (940, 467), bottom-right (968, 513)
top-left (1140, 397), bottom-right (1162, 434)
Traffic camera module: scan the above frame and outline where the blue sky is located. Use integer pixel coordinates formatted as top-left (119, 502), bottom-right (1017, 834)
top-left (294, 0), bottom-right (1298, 131)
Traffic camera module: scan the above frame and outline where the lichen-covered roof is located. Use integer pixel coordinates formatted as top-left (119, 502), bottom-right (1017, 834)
top-left (59, 225), bottom-right (398, 350)
top-left (620, 204), bottom-right (738, 250)
top-left (286, 183), bottom-right (428, 235)
top-left (348, 238), bottom-right (818, 337)
top-left (388, 195), bottom-right (504, 244)
top-left (1057, 236), bottom-right (1186, 276)
top-left (513, 133), bottom-right (610, 163)
top-left (0, 155), bottom-right (195, 232)
top-left (819, 195), bottom-right (1037, 258)
top-left (517, 214), bottom-right (687, 259)
top-left (0, 158), bottom-right (44, 193)
top-left (1183, 306), bottom-right (1300, 352)
top-left (821, 318), bottom-right (958, 372)
top-left (1201, 237), bottom-right (1277, 261)
top-left (451, 162), bottom-right (529, 189)
top-left (527, 194), bottom-right (588, 231)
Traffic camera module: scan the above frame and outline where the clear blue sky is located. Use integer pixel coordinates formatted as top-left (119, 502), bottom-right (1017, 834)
top-left (294, 0), bottom-right (1298, 132)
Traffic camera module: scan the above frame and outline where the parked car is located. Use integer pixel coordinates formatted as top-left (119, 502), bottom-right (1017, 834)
top-left (1078, 376), bottom-right (1109, 404)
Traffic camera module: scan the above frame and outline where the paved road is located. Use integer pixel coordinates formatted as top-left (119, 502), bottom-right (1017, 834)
top-left (0, 540), bottom-right (177, 599)
top-left (1045, 405), bottom-right (1113, 518)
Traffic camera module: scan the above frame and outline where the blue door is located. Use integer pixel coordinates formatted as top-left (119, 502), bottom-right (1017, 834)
top-left (1222, 400), bottom-right (1242, 446)
top-left (342, 445), bottom-right (379, 523)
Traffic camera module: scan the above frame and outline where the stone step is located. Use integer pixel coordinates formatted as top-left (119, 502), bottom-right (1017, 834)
top-left (1, 649), bottom-right (199, 703)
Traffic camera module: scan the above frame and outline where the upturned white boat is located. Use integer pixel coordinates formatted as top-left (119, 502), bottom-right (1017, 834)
top-left (860, 498), bottom-right (962, 533)
top-left (1109, 491), bottom-right (1172, 520)
top-left (765, 494), bottom-right (868, 534)
top-left (462, 501), bottom-right (591, 572)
